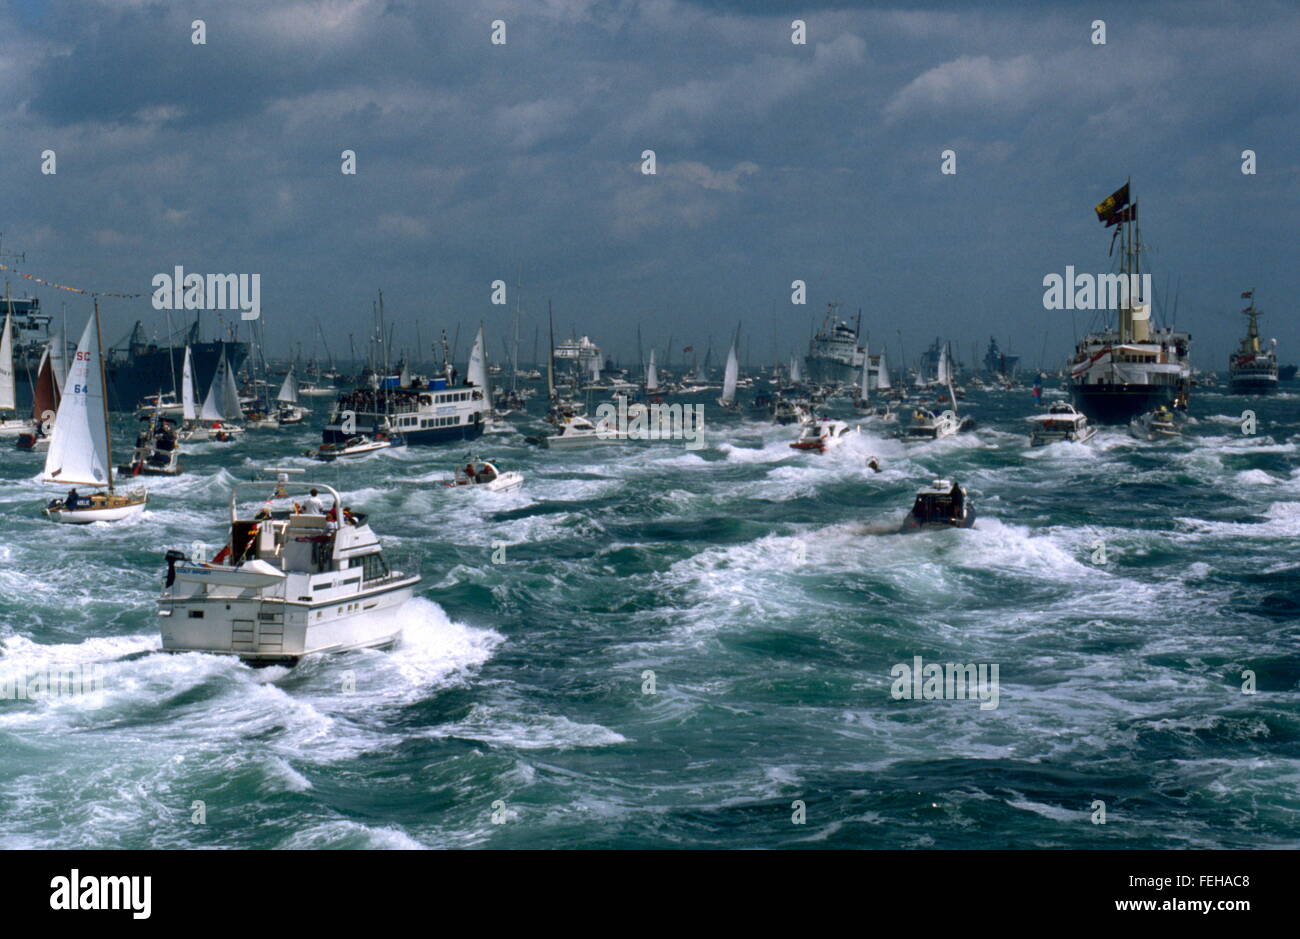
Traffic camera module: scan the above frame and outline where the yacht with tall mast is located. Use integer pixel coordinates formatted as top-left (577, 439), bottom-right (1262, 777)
top-left (1227, 291), bottom-right (1278, 395)
top-left (41, 301), bottom-right (148, 523)
top-left (1067, 181), bottom-right (1192, 423)
top-left (717, 330), bottom-right (740, 410)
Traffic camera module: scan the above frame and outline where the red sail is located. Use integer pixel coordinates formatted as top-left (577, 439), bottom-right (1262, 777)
top-left (31, 349), bottom-right (58, 422)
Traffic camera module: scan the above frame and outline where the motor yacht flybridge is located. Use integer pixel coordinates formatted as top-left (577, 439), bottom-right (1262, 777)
top-left (158, 469), bottom-right (419, 664)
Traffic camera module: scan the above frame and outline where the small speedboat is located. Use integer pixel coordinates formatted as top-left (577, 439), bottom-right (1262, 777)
top-left (790, 419), bottom-right (858, 453)
top-left (443, 458), bottom-right (523, 493)
top-left (901, 479), bottom-right (975, 531)
top-left (899, 407), bottom-right (967, 441)
top-left (1028, 402), bottom-right (1095, 446)
top-left (541, 415), bottom-right (626, 449)
top-left (311, 432), bottom-right (403, 461)
top-left (771, 399), bottom-right (800, 425)
top-left (1129, 405), bottom-right (1180, 441)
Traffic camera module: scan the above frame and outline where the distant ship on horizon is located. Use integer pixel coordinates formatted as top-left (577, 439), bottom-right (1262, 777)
top-left (1227, 291), bottom-right (1278, 395)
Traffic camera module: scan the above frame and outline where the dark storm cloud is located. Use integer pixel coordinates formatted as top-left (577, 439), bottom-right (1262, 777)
top-left (1, 0), bottom-right (1295, 369)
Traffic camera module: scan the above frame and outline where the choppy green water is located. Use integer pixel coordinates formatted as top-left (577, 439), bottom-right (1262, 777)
top-left (1, 384), bottom-right (1298, 848)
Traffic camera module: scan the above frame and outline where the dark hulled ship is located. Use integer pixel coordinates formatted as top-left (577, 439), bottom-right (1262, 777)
top-left (105, 319), bottom-right (249, 412)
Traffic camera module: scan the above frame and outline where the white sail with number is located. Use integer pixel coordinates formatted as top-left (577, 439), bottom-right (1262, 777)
top-left (181, 346), bottom-right (198, 420)
top-left (43, 312), bottom-right (110, 487)
top-left (720, 341), bottom-right (739, 406)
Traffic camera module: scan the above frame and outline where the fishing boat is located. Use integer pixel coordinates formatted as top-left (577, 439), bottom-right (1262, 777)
top-left (790, 419), bottom-right (857, 453)
top-left (901, 479), bottom-right (975, 531)
top-left (1227, 291), bottom-right (1278, 395)
top-left (1027, 402), bottom-right (1095, 446)
top-left (1129, 404), bottom-right (1180, 440)
top-left (158, 469), bottom-right (418, 663)
top-left (117, 415), bottom-right (183, 476)
top-left (444, 457), bottom-right (523, 493)
top-left (312, 432), bottom-right (403, 461)
top-left (41, 302), bottom-right (148, 523)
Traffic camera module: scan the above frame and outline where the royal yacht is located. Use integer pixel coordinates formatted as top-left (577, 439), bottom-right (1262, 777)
top-left (159, 470), bottom-right (419, 664)
top-left (1068, 183), bottom-right (1192, 423)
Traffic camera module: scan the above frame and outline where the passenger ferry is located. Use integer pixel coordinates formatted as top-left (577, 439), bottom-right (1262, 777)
top-left (322, 365), bottom-right (487, 446)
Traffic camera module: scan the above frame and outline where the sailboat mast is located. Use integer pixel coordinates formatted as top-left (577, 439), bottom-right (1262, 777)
top-left (93, 299), bottom-right (115, 493)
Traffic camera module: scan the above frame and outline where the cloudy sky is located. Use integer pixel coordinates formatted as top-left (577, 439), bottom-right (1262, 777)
top-left (1, 0), bottom-right (1296, 371)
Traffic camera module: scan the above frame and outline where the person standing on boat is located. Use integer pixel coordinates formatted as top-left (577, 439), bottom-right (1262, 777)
top-left (304, 488), bottom-right (325, 514)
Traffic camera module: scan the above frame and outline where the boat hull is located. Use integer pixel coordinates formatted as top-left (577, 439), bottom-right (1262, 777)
top-left (1227, 374), bottom-right (1279, 395)
top-left (159, 577), bottom-right (418, 664)
top-left (1068, 383), bottom-right (1178, 424)
top-left (44, 493), bottom-right (148, 524)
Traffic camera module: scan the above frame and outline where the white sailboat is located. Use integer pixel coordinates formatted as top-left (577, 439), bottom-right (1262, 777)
top-left (41, 302), bottom-right (148, 523)
top-left (647, 351), bottom-right (665, 395)
top-left (197, 346), bottom-right (245, 440)
top-left (275, 366), bottom-right (308, 424)
top-left (0, 308), bottom-right (31, 435)
top-left (717, 339), bottom-right (739, 409)
top-left (789, 355), bottom-right (804, 384)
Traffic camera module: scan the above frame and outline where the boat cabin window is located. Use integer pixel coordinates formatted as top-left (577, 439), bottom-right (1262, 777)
top-left (359, 552), bottom-right (390, 582)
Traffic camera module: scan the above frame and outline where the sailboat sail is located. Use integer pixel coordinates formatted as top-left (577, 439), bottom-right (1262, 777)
top-left (200, 349), bottom-right (233, 421)
top-left (221, 351), bottom-right (242, 420)
top-left (876, 352), bottom-right (892, 390)
top-left (721, 342), bottom-right (739, 405)
top-left (43, 312), bottom-right (110, 487)
top-left (936, 343), bottom-right (952, 385)
top-left (0, 312), bottom-right (14, 411)
top-left (32, 345), bottom-right (59, 426)
top-left (646, 349), bottom-right (659, 393)
top-left (181, 346), bottom-right (197, 420)
top-left (790, 355), bottom-right (803, 384)
top-left (276, 366), bottom-right (299, 404)
top-left (468, 326), bottom-right (491, 400)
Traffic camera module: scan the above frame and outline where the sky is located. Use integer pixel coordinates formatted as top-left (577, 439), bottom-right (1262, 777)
top-left (1, 0), bottom-right (1296, 372)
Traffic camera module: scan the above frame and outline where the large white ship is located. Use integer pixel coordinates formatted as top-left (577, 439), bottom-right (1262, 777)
top-left (803, 303), bottom-right (865, 384)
